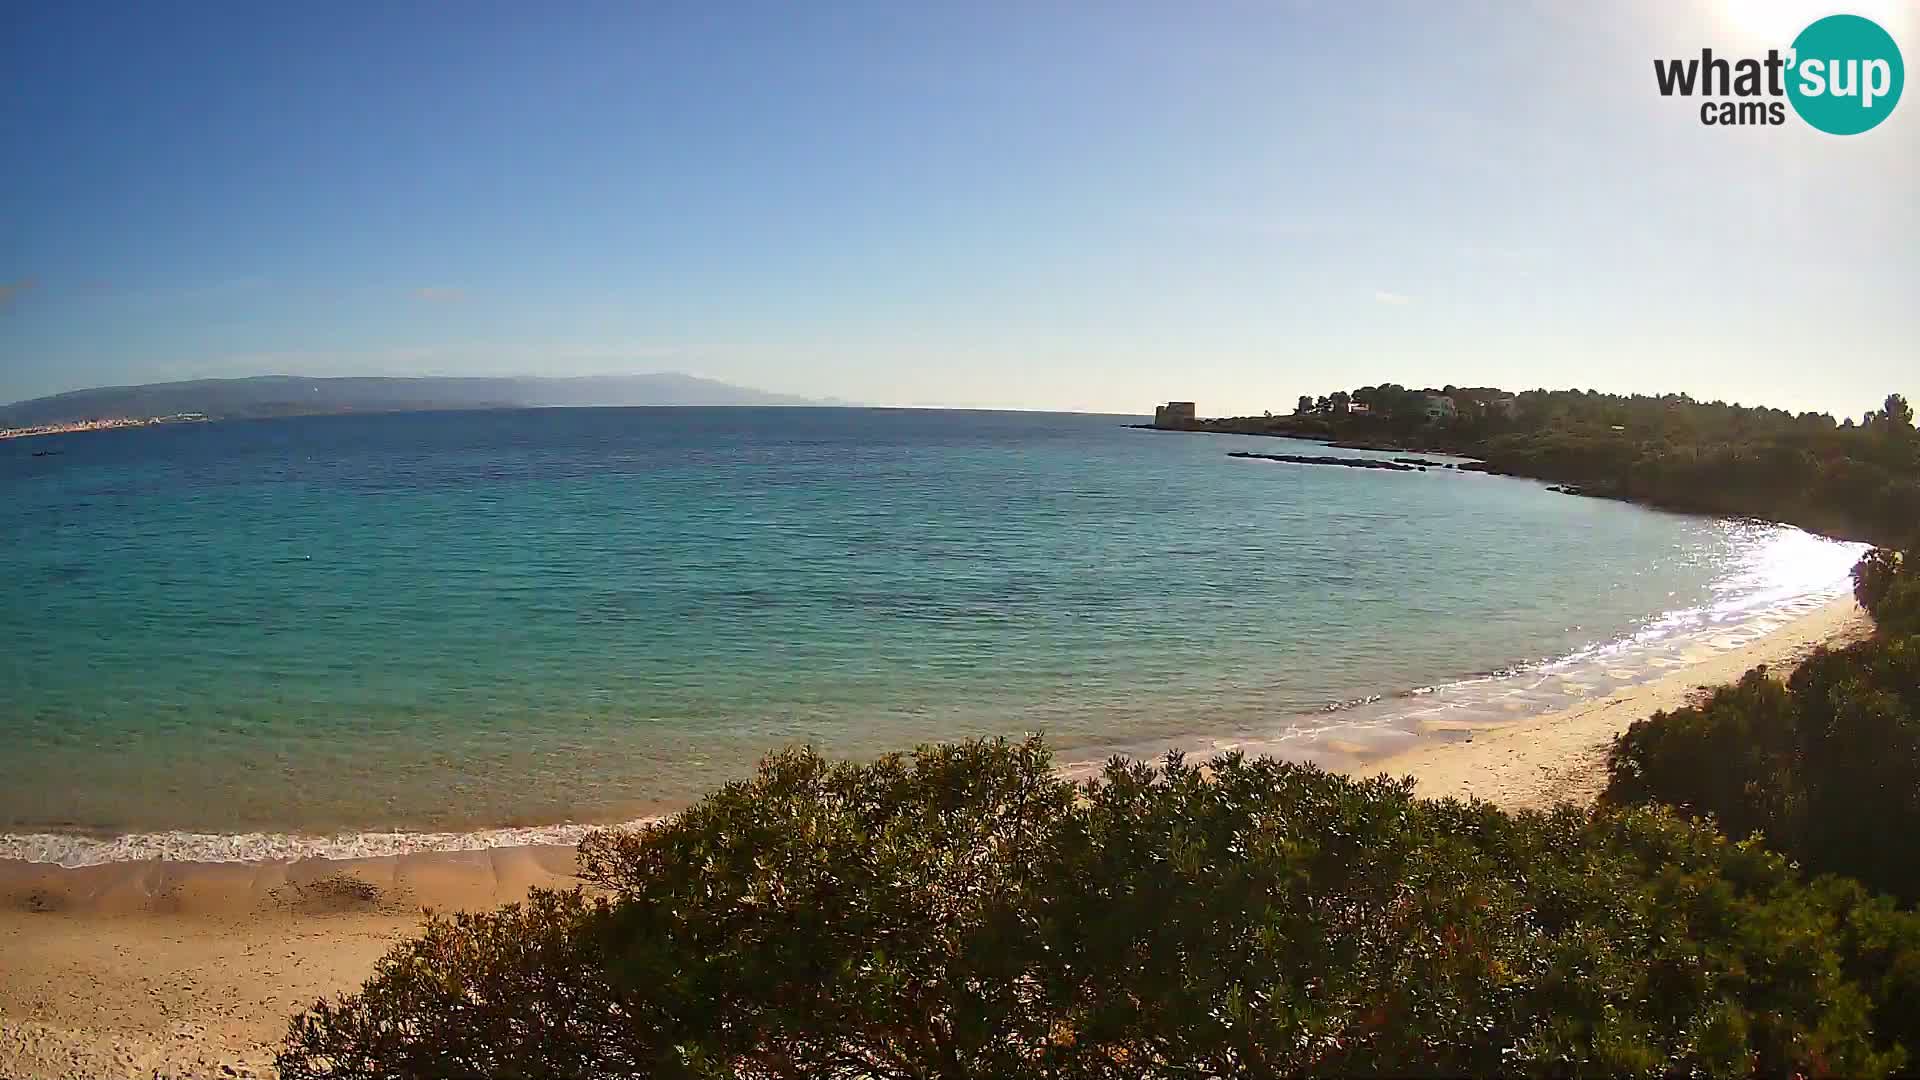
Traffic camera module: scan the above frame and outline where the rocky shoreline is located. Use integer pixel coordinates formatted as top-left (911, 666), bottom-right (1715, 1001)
top-left (1134, 422), bottom-right (1619, 497)
top-left (1227, 451), bottom-right (1453, 473)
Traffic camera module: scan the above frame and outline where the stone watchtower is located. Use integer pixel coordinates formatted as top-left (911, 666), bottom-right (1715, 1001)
top-left (1153, 401), bottom-right (1197, 429)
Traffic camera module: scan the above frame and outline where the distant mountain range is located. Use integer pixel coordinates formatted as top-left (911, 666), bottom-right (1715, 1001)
top-left (0, 373), bottom-right (839, 427)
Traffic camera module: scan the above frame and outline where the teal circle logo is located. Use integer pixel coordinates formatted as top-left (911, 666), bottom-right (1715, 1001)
top-left (1787, 14), bottom-right (1904, 134)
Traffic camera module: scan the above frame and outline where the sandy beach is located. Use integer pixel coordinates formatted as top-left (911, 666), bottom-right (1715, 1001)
top-left (0, 847), bottom-right (582, 1079)
top-left (0, 595), bottom-right (1872, 1079)
top-left (1366, 594), bottom-right (1870, 811)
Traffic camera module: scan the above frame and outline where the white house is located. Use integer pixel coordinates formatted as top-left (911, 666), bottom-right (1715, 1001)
top-left (1422, 393), bottom-right (1457, 422)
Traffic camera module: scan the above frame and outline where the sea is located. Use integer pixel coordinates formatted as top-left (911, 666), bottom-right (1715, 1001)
top-left (0, 407), bottom-right (1865, 865)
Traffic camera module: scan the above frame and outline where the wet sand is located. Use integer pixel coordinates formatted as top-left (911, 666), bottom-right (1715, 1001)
top-left (1365, 595), bottom-right (1869, 810)
top-left (0, 596), bottom-right (1872, 1078)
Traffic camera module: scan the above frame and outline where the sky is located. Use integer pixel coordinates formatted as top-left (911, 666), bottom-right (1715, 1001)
top-left (1, 0), bottom-right (1915, 417)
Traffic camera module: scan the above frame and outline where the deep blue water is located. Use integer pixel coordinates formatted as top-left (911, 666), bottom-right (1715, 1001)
top-left (0, 407), bottom-right (1862, 861)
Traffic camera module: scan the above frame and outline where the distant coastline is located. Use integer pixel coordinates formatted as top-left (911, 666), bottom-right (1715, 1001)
top-left (0, 372), bottom-right (837, 431)
top-left (0, 414), bottom-right (207, 442)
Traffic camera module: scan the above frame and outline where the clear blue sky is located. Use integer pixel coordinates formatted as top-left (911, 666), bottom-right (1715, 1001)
top-left (2, 0), bottom-right (1914, 417)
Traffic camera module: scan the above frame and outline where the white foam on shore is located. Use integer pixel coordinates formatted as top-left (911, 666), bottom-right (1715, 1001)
top-left (1067, 526), bottom-right (1869, 774)
top-left (0, 816), bottom-right (663, 869)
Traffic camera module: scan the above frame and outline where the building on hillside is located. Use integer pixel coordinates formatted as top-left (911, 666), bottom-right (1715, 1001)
top-left (1422, 393), bottom-right (1457, 422)
top-left (1349, 402), bottom-right (1373, 416)
top-left (1493, 397), bottom-right (1519, 419)
top-left (1153, 401), bottom-right (1197, 429)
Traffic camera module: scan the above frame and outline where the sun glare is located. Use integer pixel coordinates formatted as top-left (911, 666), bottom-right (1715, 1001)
top-left (1720, 0), bottom-right (1822, 42)
top-left (1719, 0), bottom-right (1916, 45)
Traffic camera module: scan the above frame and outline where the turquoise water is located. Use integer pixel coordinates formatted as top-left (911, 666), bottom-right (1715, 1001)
top-left (0, 408), bottom-right (1863, 863)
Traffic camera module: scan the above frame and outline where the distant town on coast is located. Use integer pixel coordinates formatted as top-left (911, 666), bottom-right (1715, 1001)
top-left (0, 414), bottom-right (208, 441)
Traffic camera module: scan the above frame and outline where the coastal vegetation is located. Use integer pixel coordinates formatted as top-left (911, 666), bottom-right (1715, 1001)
top-left (286, 726), bottom-right (1920, 1076)
top-left (1182, 386), bottom-right (1919, 547)
top-left (1854, 545), bottom-right (1920, 637)
top-left (1605, 545), bottom-right (1920, 901)
top-left (1594, 544), bottom-right (1920, 1072)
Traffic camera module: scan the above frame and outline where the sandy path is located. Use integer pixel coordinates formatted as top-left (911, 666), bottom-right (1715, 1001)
top-left (0, 597), bottom-right (1872, 1077)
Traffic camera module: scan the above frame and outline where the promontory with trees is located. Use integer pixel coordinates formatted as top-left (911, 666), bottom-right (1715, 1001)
top-left (281, 388), bottom-right (1919, 1078)
top-left (1164, 384), bottom-right (1919, 548)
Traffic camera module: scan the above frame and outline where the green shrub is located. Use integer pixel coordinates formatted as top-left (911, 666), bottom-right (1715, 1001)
top-left (1856, 547), bottom-right (1920, 636)
top-left (1603, 666), bottom-right (1803, 850)
top-left (1608, 549), bottom-right (1920, 902)
top-left (1786, 635), bottom-right (1920, 896)
top-left (1605, 638), bottom-right (1920, 896)
top-left (283, 737), bottom-right (1918, 1078)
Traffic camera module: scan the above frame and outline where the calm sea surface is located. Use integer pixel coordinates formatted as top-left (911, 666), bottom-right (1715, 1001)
top-left (0, 408), bottom-right (1863, 863)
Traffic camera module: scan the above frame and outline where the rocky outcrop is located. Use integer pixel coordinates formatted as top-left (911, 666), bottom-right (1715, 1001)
top-left (1228, 452), bottom-right (1420, 472)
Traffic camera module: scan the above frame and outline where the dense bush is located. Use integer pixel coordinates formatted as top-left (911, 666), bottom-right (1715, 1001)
top-left (283, 737), bottom-right (1920, 1078)
top-left (1601, 667), bottom-right (1802, 851)
top-left (1606, 549), bottom-right (1920, 903)
top-left (1856, 547), bottom-right (1920, 636)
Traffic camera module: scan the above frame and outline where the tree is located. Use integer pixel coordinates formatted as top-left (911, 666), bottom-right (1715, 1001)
top-left (1856, 548), bottom-right (1920, 636)
top-left (1885, 394), bottom-right (1914, 431)
top-left (284, 738), bottom-right (1919, 1078)
top-left (1856, 548), bottom-right (1906, 614)
top-left (1295, 395), bottom-right (1314, 416)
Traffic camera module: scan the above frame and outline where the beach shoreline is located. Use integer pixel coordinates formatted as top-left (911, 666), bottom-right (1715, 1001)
top-left (1362, 592), bottom-right (1871, 811)
top-left (0, 594), bottom-right (1874, 1078)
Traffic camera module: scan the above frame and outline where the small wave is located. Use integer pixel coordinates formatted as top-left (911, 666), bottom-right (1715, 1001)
top-left (1294, 530), bottom-right (1861, 742)
top-left (0, 816), bottom-right (662, 869)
